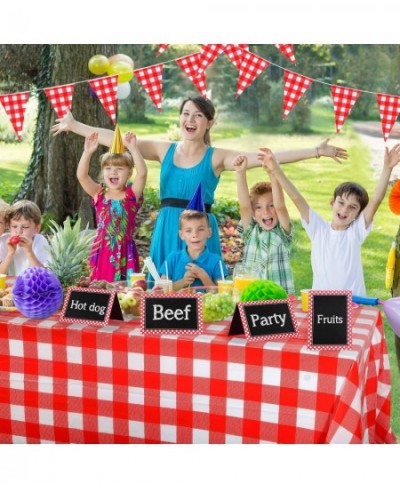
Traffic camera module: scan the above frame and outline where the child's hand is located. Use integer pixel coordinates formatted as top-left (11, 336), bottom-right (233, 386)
top-left (232, 155), bottom-right (247, 173)
top-left (51, 109), bottom-right (75, 136)
top-left (7, 235), bottom-right (32, 254)
top-left (258, 147), bottom-right (279, 173)
top-left (182, 269), bottom-right (195, 286)
top-left (84, 132), bottom-right (99, 154)
top-left (384, 143), bottom-right (400, 169)
top-left (316, 138), bottom-right (348, 164)
top-left (185, 263), bottom-right (203, 279)
top-left (124, 132), bottom-right (137, 149)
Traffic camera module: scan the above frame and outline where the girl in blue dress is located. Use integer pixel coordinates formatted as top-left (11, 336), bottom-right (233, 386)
top-left (52, 96), bottom-right (348, 270)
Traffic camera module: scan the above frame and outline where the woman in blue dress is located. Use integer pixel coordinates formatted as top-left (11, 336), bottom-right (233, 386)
top-left (52, 96), bottom-right (348, 271)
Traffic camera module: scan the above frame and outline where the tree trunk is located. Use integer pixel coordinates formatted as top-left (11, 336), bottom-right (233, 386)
top-left (392, 225), bottom-right (400, 369)
top-left (15, 44), bottom-right (116, 228)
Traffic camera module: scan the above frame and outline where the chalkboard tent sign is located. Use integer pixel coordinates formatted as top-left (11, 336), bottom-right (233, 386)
top-left (61, 287), bottom-right (123, 326)
top-left (141, 293), bottom-right (203, 335)
top-left (229, 299), bottom-right (299, 342)
top-left (307, 290), bottom-right (352, 350)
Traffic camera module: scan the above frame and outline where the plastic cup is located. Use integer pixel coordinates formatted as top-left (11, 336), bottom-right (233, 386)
top-left (217, 279), bottom-right (233, 295)
top-left (301, 289), bottom-right (311, 312)
top-left (130, 273), bottom-right (146, 288)
top-left (0, 274), bottom-right (6, 290)
top-left (155, 279), bottom-right (173, 293)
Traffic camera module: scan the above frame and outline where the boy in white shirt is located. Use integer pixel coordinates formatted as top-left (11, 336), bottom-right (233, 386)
top-left (0, 200), bottom-right (50, 276)
top-left (262, 144), bottom-right (400, 295)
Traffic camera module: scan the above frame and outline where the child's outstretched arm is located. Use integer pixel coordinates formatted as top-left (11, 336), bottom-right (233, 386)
top-left (364, 143), bottom-right (400, 227)
top-left (262, 148), bottom-right (310, 223)
top-left (76, 133), bottom-right (101, 198)
top-left (233, 155), bottom-right (252, 229)
top-left (124, 132), bottom-right (148, 199)
top-left (259, 148), bottom-right (291, 235)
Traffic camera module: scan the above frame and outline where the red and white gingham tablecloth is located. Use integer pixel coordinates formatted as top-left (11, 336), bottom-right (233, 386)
top-left (0, 301), bottom-right (396, 443)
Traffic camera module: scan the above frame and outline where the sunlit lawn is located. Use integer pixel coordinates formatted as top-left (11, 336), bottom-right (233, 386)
top-left (1, 103), bottom-right (399, 439)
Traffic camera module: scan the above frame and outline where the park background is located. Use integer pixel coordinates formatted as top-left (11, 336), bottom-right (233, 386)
top-left (1, 43), bottom-right (399, 461)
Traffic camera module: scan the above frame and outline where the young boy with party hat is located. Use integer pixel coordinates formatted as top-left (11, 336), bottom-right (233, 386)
top-left (158, 183), bottom-right (228, 291)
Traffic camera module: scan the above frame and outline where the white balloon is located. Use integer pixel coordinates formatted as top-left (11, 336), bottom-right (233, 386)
top-left (117, 82), bottom-right (131, 100)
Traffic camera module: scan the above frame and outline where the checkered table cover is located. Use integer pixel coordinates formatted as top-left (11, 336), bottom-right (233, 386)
top-left (0, 302), bottom-right (396, 444)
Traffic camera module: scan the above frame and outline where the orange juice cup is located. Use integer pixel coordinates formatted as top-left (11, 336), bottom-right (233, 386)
top-left (130, 273), bottom-right (146, 288)
top-left (233, 275), bottom-right (258, 301)
top-left (301, 289), bottom-right (311, 312)
top-left (0, 274), bottom-right (6, 290)
top-left (217, 279), bottom-right (233, 295)
top-left (156, 279), bottom-right (173, 293)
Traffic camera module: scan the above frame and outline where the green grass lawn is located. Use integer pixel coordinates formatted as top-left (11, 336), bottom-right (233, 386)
top-left (1, 104), bottom-right (399, 439)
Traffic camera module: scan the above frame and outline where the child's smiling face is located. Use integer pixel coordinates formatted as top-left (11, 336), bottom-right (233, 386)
top-left (330, 193), bottom-right (362, 230)
top-left (103, 164), bottom-right (132, 191)
top-left (253, 193), bottom-right (278, 230)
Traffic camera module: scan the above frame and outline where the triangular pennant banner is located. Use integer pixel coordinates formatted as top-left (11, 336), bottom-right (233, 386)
top-left (157, 44), bottom-right (169, 56)
top-left (196, 44), bottom-right (224, 76)
top-left (223, 44), bottom-right (248, 70)
top-left (0, 91), bottom-right (30, 139)
top-left (376, 93), bottom-right (400, 142)
top-left (235, 52), bottom-right (270, 98)
top-left (283, 70), bottom-right (313, 119)
top-left (331, 85), bottom-right (361, 133)
top-left (176, 53), bottom-right (207, 97)
top-left (88, 75), bottom-right (118, 123)
top-left (135, 64), bottom-right (164, 112)
top-left (44, 83), bottom-right (75, 119)
top-left (275, 44), bottom-right (296, 65)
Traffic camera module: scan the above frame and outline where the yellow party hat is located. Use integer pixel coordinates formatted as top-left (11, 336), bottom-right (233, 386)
top-left (109, 124), bottom-right (125, 154)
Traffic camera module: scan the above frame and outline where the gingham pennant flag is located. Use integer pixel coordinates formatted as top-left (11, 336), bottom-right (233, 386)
top-left (44, 83), bottom-right (75, 119)
top-left (331, 85), bottom-right (361, 133)
top-left (235, 51), bottom-right (270, 98)
top-left (223, 44), bottom-right (249, 70)
top-left (196, 44), bottom-right (224, 76)
top-left (283, 70), bottom-right (313, 118)
top-left (88, 75), bottom-right (118, 123)
top-left (157, 44), bottom-right (169, 56)
top-left (376, 93), bottom-right (400, 141)
top-left (135, 64), bottom-right (164, 112)
top-left (275, 44), bottom-right (296, 65)
top-left (0, 91), bottom-right (30, 139)
top-left (176, 53), bottom-right (207, 97)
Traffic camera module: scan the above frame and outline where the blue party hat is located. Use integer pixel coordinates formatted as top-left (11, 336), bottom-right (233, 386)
top-left (186, 183), bottom-right (205, 212)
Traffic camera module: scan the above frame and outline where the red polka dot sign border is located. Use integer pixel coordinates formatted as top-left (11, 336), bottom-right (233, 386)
top-left (140, 292), bottom-right (203, 336)
top-left (307, 290), bottom-right (353, 351)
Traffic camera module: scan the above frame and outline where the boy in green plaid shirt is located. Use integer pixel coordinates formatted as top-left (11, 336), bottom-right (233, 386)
top-left (234, 148), bottom-right (294, 294)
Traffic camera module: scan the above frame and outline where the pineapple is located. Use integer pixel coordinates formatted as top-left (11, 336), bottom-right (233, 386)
top-left (47, 217), bottom-right (95, 289)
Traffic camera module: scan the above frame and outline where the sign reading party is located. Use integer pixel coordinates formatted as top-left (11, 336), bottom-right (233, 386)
top-left (229, 299), bottom-right (299, 341)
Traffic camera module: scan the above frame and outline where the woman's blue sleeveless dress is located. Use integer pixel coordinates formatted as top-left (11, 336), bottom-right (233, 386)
top-left (150, 142), bottom-right (221, 271)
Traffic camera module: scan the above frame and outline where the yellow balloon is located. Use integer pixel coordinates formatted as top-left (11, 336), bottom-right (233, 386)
top-left (107, 60), bottom-right (134, 83)
top-left (108, 53), bottom-right (134, 69)
top-left (88, 54), bottom-right (110, 75)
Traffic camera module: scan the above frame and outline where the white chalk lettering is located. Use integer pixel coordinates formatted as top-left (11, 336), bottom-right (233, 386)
top-left (317, 315), bottom-right (344, 324)
top-left (250, 313), bottom-right (286, 328)
top-left (70, 300), bottom-right (87, 311)
top-left (153, 304), bottom-right (192, 321)
top-left (89, 302), bottom-right (106, 316)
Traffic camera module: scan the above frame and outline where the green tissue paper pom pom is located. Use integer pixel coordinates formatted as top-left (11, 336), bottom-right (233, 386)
top-left (239, 279), bottom-right (287, 302)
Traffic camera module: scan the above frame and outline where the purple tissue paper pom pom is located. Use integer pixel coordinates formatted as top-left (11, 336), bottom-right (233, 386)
top-left (13, 267), bottom-right (64, 319)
